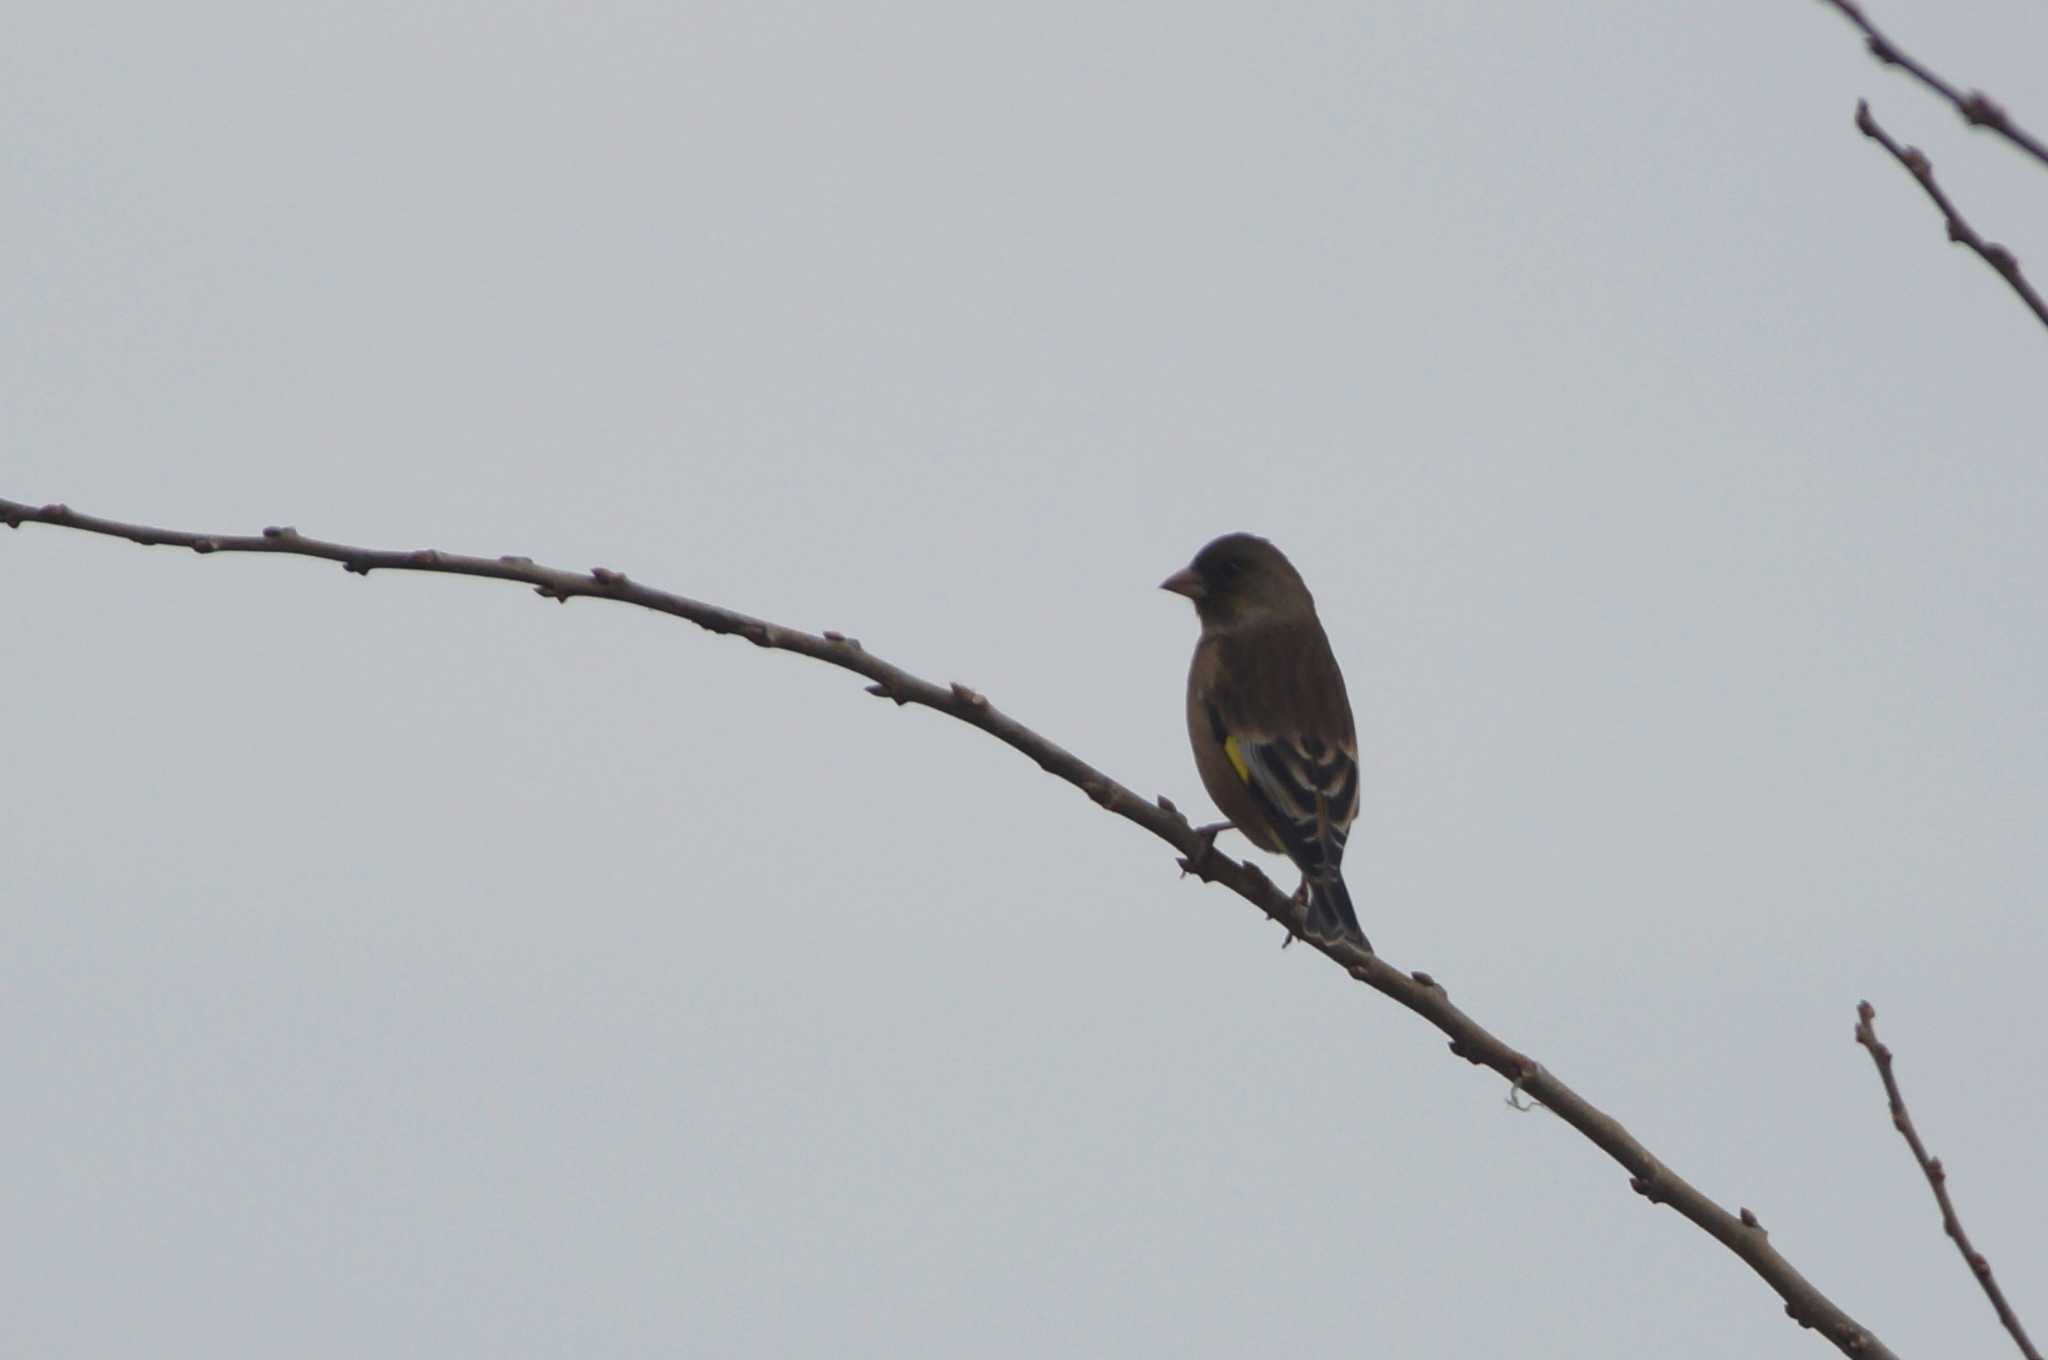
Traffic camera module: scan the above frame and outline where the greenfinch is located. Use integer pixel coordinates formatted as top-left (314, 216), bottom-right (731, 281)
top-left (1163, 533), bottom-right (1367, 948)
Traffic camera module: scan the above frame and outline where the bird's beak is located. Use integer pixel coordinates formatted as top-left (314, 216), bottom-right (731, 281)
top-left (1159, 565), bottom-right (1204, 599)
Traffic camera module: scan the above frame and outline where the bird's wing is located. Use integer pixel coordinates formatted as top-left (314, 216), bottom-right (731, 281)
top-left (1207, 704), bottom-right (1358, 884)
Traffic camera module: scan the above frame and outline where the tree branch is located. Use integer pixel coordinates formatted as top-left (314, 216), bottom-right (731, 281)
top-left (1854, 1001), bottom-right (2042, 1360)
top-left (1853, 100), bottom-right (2048, 333)
top-left (1817, 0), bottom-right (2048, 170)
top-left (3, 495), bottom-right (1900, 1360)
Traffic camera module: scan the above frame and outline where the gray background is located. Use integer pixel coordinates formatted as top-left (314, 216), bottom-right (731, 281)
top-left (6, 2), bottom-right (2046, 1356)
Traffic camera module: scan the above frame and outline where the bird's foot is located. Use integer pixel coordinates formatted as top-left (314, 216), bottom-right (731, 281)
top-left (1279, 879), bottom-right (1310, 949)
top-left (1177, 821), bottom-right (1235, 879)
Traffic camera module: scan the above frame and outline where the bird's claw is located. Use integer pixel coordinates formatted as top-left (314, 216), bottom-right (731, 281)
top-left (1279, 879), bottom-right (1311, 948)
top-left (1178, 821), bottom-right (1234, 879)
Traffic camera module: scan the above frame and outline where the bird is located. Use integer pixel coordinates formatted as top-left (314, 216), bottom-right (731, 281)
top-left (1161, 533), bottom-right (1368, 949)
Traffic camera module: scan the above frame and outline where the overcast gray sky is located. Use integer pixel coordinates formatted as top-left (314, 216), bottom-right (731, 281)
top-left (6, 2), bottom-right (2046, 1356)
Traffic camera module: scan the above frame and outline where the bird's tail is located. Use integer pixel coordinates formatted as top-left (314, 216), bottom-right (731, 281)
top-left (1304, 877), bottom-right (1370, 950)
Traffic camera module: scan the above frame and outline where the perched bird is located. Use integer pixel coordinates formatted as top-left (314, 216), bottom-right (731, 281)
top-left (1162, 533), bottom-right (1368, 948)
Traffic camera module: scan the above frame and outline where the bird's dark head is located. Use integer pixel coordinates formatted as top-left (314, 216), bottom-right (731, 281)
top-left (1161, 533), bottom-right (1314, 626)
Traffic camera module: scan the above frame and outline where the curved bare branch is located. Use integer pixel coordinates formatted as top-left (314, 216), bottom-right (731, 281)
top-left (2, 495), bottom-right (1900, 1359)
top-left (1817, 0), bottom-right (2048, 170)
top-left (1854, 101), bottom-right (2048, 333)
top-left (1856, 1002), bottom-right (2041, 1360)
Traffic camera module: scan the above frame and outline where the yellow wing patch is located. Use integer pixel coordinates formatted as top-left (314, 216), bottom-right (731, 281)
top-left (1222, 734), bottom-right (1252, 783)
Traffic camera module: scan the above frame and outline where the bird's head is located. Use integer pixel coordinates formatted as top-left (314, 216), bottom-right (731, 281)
top-left (1160, 533), bottom-right (1315, 627)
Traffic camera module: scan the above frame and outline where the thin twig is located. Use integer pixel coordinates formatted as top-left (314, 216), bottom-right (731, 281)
top-left (1855, 1001), bottom-right (2042, 1360)
top-left (2, 495), bottom-right (1900, 1360)
top-left (1854, 100), bottom-right (2048, 333)
top-left (1817, 0), bottom-right (2048, 170)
